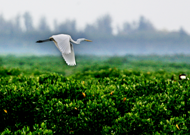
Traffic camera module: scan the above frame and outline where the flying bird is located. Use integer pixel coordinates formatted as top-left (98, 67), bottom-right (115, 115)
top-left (36, 34), bottom-right (92, 66)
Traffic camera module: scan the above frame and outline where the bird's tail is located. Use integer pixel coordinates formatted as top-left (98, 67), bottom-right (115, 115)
top-left (36, 39), bottom-right (52, 43)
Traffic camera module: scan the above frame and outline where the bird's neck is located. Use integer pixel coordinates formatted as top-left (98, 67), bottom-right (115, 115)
top-left (70, 38), bottom-right (83, 44)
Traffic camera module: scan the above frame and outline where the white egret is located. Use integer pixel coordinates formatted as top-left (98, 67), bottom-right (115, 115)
top-left (179, 74), bottom-right (189, 80)
top-left (36, 34), bottom-right (92, 66)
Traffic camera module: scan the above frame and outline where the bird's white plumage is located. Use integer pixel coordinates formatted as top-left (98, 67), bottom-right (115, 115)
top-left (51, 34), bottom-right (71, 54)
top-left (180, 76), bottom-right (186, 79)
top-left (61, 44), bottom-right (76, 66)
top-left (40, 34), bottom-right (92, 66)
top-left (50, 34), bottom-right (76, 66)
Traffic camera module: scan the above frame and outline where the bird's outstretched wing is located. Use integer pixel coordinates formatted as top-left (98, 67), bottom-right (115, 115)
top-left (51, 34), bottom-right (71, 54)
top-left (50, 34), bottom-right (76, 66)
top-left (61, 43), bottom-right (76, 66)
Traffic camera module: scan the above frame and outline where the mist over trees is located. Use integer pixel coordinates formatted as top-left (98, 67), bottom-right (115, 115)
top-left (0, 12), bottom-right (190, 55)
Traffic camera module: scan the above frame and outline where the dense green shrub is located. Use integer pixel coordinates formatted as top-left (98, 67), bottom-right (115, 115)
top-left (1, 67), bottom-right (190, 134)
top-left (1, 122), bottom-right (53, 135)
top-left (0, 67), bottom-right (21, 76)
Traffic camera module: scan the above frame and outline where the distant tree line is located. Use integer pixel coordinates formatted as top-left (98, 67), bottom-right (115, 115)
top-left (0, 12), bottom-right (190, 55)
top-left (0, 12), bottom-right (189, 44)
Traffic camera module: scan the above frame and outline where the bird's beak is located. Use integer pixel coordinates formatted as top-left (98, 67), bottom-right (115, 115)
top-left (85, 39), bottom-right (92, 42)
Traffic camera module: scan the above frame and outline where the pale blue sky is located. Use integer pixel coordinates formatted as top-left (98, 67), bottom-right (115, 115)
top-left (0, 0), bottom-right (190, 33)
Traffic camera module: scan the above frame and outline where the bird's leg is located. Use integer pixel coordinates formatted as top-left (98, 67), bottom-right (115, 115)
top-left (36, 38), bottom-right (53, 43)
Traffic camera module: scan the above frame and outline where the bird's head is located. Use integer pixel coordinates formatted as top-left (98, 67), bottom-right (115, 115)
top-left (84, 39), bottom-right (92, 42)
top-left (76, 38), bottom-right (92, 44)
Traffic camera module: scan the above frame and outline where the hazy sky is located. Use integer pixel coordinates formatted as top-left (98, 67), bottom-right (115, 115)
top-left (0, 0), bottom-right (190, 33)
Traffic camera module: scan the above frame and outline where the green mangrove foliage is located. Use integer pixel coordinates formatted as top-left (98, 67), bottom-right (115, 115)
top-left (1, 67), bottom-right (190, 134)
